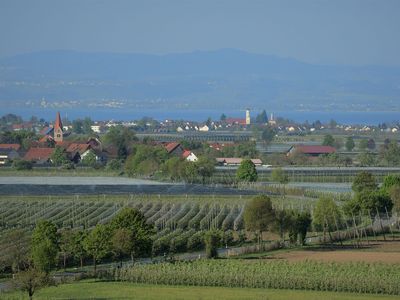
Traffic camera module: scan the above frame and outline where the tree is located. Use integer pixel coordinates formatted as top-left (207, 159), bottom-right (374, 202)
top-left (83, 224), bottom-right (112, 276)
top-left (162, 157), bottom-right (186, 181)
top-left (236, 159), bottom-right (258, 182)
top-left (313, 197), bottom-right (342, 242)
top-left (358, 151), bottom-right (376, 166)
top-left (271, 168), bottom-right (289, 184)
top-left (182, 162), bottom-right (199, 183)
top-left (345, 136), bottom-right (355, 151)
top-left (294, 211), bottom-right (312, 245)
top-left (322, 134), bottom-right (335, 147)
top-left (389, 185), bottom-right (400, 214)
top-left (333, 138), bottom-right (343, 150)
top-left (352, 171), bottom-right (378, 194)
top-left (13, 267), bottom-right (51, 300)
top-left (31, 220), bottom-right (59, 273)
top-left (256, 110), bottom-right (268, 124)
top-left (125, 144), bottom-right (167, 177)
top-left (358, 139), bottom-right (368, 151)
top-left (288, 211), bottom-right (312, 245)
top-left (103, 125), bottom-right (136, 159)
top-left (109, 208), bottom-right (154, 262)
top-left (261, 126), bottom-right (276, 144)
top-left (51, 146), bottom-right (68, 166)
top-left (329, 119), bottom-right (337, 129)
top-left (2, 229), bottom-right (30, 273)
top-left (204, 230), bottom-right (220, 259)
top-left (196, 156), bottom-right (215, 184)
top-left (367, 138), bottom-right (376, 150)
top-left (81, 150), bottom-right (97, 167)
top-left (243, 195), bottom-right (275, 246)
top-left (82, 117), bottom-right (93, 134)
top-left (72, 119), bottom-right (84, 134)
top-left (59, 229), bottom-right (75, 270)
top-left (111, 228), bottom-right (134, 266)
top-left (220, 113), bottom-right (227, 122)
top-left (271, 168), bottom-right (289, 196)
top-left (380, 141), bottom-right (400, 166)
top-left (382, 174), bottom-right (400, 193)
top-left (356, 190), bottom-right (393, 215)
top-left (72, 230), bottom-right (87, 269)
top-left (273, 210), bottom-right (292, 241)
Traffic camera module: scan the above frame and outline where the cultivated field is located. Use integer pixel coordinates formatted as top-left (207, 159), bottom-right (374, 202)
top-left (268, 241), bottom-right (400, 263)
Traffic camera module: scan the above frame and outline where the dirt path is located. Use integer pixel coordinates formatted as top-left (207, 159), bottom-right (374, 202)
top-left (271, 241), bottom-right (400, 263)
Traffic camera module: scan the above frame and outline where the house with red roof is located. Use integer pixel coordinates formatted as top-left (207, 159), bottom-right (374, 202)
top-left (225, 118), bottom-right (247, 126)
top-left (182, 150), bottom-right (198, 162)
top-left (24, 147), bottom-right (54, 164)
top-left (163, 142), bottom-right (184, 157)
top-left (287, 145), bottom-right (336, 157)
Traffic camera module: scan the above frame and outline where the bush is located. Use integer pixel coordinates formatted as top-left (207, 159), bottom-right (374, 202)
top-left (186, 231), bottom-right (205, 252)
top-left (12, 160), bottom-right (33, 170)
top-left (106, 159), bottom-right (123, 171)
top-left (204, 230), bottom-right (220, 259)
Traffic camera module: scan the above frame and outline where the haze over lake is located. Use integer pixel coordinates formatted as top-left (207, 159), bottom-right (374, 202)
top-left (8, 107), bottom-right (400, 125)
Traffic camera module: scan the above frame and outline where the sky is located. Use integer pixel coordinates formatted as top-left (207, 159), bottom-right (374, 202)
top-left (1, 0), bottom-right (400, 66)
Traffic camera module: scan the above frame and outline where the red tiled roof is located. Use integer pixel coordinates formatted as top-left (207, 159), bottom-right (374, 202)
top-left (0, 144), bottom-right (20, 151)
top-left (66, 143), bottom-right (91, 154)
top-left (225, 118), bottom-right (247, 125)
top-left (164, 142), bottom-right (181, 153)
top-left (55, 141), bottom-right (73, 148)
top-left (294, 145), bottom-right (336, 154)
top-left (182, 150), bottom-right (191, 159)
top-left (24, 147), bottom-right (54, 161)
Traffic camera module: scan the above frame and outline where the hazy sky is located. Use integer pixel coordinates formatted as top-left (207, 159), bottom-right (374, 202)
top-left (1, 0), bottom-right (399, 66)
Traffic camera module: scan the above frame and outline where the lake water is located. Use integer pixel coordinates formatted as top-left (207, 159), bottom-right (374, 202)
top-left (4, 107), bottom-right (400, 125)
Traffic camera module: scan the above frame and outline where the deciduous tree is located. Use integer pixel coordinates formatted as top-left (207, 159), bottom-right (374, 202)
top-left (352, 171), bottom-right (378, 194)
top-left (84, 224), bottom-right (112, 276)
top-left (236, 159), bottom-right (258, 182)
top-left (31, 220), bottom-right (59, 273)
top-left (243, 195), bottom-right (275, 246)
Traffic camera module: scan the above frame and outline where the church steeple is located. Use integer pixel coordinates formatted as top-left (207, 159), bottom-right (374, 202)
top-left (54, 111), bottom-right (63, 143)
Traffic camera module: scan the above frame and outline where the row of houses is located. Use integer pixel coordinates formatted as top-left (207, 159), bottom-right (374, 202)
top-left (0, 140), bottom-right (200, 166)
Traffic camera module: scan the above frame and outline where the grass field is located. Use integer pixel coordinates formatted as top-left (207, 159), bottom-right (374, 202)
top-left (4, 281), bottom-right (400, 300)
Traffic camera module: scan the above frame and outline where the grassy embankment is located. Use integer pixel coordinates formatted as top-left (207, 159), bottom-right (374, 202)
top-left (3, 281), bottom-right (400, 300)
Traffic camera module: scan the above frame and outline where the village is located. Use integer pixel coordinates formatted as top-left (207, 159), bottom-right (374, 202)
top-left (0, 109), bottom-right (399, 174)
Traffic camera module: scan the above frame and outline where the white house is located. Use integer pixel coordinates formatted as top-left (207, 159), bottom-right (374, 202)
top-left (182, 150), bottom-right (198, 162)
top-left (199, 125), bottom-right (209, 132)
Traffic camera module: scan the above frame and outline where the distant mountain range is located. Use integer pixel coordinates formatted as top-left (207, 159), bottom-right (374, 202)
top-left (1, 48), bottom-right (400, 111)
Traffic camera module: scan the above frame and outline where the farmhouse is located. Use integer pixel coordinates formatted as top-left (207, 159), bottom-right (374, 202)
top-left (287, 145), bottom-right (336, 157)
